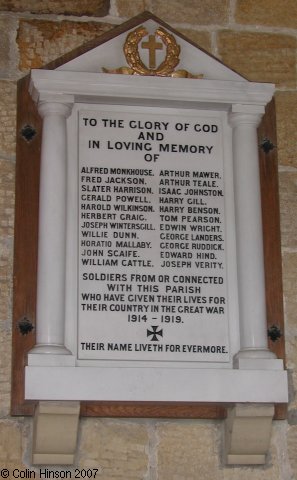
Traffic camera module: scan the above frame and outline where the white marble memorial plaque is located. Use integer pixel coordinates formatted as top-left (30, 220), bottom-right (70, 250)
top-left (24, 19), bottom-right (288, 408)
top-left (78, 106), bottom-right (230, 362)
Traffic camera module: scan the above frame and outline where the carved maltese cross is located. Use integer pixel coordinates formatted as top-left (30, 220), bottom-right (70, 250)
top-left (147, 326), bottom-right (163, 341)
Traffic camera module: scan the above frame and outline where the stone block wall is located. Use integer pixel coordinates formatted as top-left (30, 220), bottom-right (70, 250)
top-left (0, 0), bottom-right (296, 478)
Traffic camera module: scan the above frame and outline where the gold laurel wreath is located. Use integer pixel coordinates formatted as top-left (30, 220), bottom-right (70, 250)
top-left (124, 26), bottom-right (180, 76)
top-left (102, 26), bottom-right (204, 79)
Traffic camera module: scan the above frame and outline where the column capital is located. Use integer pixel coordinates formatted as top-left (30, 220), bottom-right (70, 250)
top-left (38, 101), bottom-right (73, 119)
top-left (229, 104), bottom-right (265, 128)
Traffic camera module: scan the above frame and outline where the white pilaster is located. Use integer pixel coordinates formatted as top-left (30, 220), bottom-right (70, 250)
top-left (229, 105), bottom-right (275, 364)
top-left (29, 101), bottom-right (73, 357)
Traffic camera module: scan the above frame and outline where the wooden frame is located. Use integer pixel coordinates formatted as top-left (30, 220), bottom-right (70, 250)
top-left (11, 13), bottom-right (286, 419)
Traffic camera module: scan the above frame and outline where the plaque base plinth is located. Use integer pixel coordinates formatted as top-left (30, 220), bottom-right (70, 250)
top-left (25, 365), bottom-right (288, 404)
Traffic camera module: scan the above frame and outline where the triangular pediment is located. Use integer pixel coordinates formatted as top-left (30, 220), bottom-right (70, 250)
top-left (55, 12), bottom-right (245, 82)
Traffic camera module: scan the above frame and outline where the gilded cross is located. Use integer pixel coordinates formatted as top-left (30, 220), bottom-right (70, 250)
top-left (141, 34), bottom-right (163, 69)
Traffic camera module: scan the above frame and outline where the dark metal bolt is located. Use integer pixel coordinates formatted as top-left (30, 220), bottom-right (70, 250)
top-left (20, 124), bottom-right (37, 142)
top-left (267, 325), bottom-right (282, 342)
top-left (18, 317), bottom-right (34, 335)
top-left (260, 138), bottom-right (276, 154)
